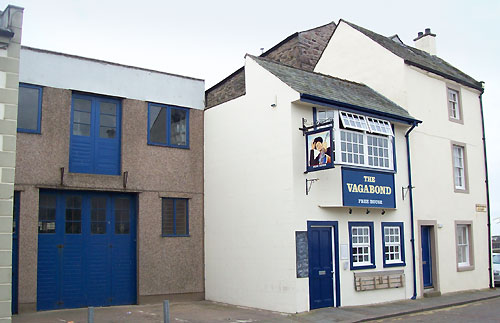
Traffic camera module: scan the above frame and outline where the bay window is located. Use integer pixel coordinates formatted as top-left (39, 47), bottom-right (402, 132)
top-left (315, 108), bottom-right (394, 170)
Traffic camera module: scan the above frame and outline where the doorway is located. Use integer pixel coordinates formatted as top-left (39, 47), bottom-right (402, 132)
top-left (307, 221), bottom-right (340, 309)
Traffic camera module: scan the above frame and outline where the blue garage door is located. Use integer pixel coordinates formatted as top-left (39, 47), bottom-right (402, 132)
top-left (37, 190), bottom-right (136, 311)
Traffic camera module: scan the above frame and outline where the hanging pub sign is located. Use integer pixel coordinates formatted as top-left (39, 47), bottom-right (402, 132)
top-left (342, 167), bottom-right (396, 208)
top-left (306, 127), bottom-right (334, 172)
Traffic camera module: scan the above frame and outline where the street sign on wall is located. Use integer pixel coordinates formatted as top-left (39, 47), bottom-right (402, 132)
top-left (342, 167), bottom-right (395, 208)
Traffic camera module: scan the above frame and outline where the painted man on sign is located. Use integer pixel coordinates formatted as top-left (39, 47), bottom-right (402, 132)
top-left (307, 129), bottom-right (333, 171)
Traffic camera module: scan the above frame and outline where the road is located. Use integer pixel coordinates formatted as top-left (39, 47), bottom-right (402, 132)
top-left (370, 297), bottom-right (500, 322)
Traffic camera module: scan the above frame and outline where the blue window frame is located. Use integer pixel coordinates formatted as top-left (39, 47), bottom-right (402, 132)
top-left (148, 103), bottom-right (189, 148)
top-left (381, 222), bottom-right (405, 267)
top-left (69, 93), bottom-right (121, 175)
top-left (162, 198), bottom-right (189, 237)
top-left (17, 83), bottom-right (42, 133)
top-left (348, 221), bottom-right (375, 270)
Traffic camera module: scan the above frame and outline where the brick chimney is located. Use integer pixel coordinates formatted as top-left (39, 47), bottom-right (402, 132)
top-left (413, 28), bottom-right (436, 55)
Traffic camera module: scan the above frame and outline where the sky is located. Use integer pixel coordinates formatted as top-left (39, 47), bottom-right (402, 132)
top-left (5, 0), bottom-right (500, 232)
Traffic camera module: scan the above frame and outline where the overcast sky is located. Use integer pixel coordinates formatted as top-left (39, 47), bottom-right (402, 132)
top-left (6, 0), bottom-right (500, 232)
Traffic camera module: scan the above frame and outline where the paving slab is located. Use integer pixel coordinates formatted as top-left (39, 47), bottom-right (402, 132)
top-left (13, 288), bottom-right (500, 323)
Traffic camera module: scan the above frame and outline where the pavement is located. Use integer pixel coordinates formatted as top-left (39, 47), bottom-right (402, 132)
top-left (13, 288), bottom-right (500, 323)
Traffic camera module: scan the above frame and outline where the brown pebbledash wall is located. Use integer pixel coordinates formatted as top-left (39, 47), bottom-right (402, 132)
top-left (15, 86), bottom-right (204, 310)
top-left (205, 22), bottom-right (336, 109)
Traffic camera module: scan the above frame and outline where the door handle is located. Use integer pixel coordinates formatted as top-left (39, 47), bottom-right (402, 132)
top-left (422, 261), bottom-right (427, 264)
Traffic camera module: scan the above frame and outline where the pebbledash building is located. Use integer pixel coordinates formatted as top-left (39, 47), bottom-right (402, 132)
top-left (13, 45), bottom-right (205, 312)
top-left (204, 20), bottom-right (490, 313)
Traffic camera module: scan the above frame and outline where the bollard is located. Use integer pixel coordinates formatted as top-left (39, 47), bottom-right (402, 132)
top-left (163, 300), bottom-right (170, 323)
top-left (88, 306), bottom-right (94, 323)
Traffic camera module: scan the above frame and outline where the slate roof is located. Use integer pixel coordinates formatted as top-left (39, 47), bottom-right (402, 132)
top-left (250, 55), bottom-right (417, 122)
top-left (343, 20), bottom-right (483, 91)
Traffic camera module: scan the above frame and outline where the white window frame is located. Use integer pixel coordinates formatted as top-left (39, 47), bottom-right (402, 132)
top-left (367, 116), bottom-right (394, 136)
top-left (315, 108), bottom-right (394, 171)
top-left (383, 226), bottom-right (402, 264)
top-left (351, 226), bottom-right (371, 266)
top-left (340, 111), bottom-right (369, 132)
top-left (455, 221), bottom-right (474, 271)
top-left (452, 143), bottom-right (468, 193)
top-left (448, 88), bottom-right (461, 121)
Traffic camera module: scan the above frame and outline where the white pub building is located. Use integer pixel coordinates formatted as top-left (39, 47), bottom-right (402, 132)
top-left (204, 20), bottom-right (489, 313)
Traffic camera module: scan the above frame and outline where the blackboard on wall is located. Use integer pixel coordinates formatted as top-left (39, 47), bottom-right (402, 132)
top-left (296, 231), bottom-right (308, 278)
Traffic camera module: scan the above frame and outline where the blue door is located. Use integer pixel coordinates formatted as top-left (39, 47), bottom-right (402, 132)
top-left (421, 226), bottom-right (433, 287)
top-left (12, 191), bottom-right (19, 314)
top-left (37, 191), bottom-right (136, 311)
top-left (69, 94), bottom-right (121, 175)
top-left (308, 226), bottom-right (336, 310)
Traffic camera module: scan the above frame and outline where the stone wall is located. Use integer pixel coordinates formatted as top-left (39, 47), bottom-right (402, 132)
top-left (0, 5), bottom-right (23, 321)
top-left (205, 22), bottom-right (336, 109)
top-left (205, 68), bottom-right (245, 109)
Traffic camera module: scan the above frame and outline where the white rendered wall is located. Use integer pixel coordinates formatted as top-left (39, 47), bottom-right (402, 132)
top-left (205, 56), bottom-right (416, 313)
top-left (314, 21), bottom-right (408, 108)
top-left (204, 57), bottom-right (302, 313)
top-left (289, 102), bottom-right (414, 307)
top-left (19, 47), bottom-right (204, 110)
top-left (314, 21), bottom-right (489, 295)
top-left (405, 67), bottom-right (488, 293)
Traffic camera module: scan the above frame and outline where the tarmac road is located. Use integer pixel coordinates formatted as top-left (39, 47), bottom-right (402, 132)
top-left (370, 297), bottom-right (500, 323)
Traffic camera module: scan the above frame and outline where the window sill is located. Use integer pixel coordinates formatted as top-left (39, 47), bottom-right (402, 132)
top-left (148, 142), bottom-right (190, 149)
top-left (448, 117), bottom-right (464, 125)
top-left (17, 128), bottom-right (41, 134)
top-left (341, 165), bottom-right (396, 174)
top-left (351, 264), bottom-right (376, 270)
top-left (454, 187), bottom-right (470, 194)
top-left (162, 234), bottom-right (190, 238)
top-left (383, 262), bottom-right (406, 268)
top-left (457, 264), bottom-right (474, 272)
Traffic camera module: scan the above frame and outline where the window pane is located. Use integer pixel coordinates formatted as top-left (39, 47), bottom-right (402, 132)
top-left (74, 98), bottom-right (92, 112)
top-left (73, 122), bottom-right (91, 136)
top-left (100, 102), bottom-right (116, 115)
top-left (149, 105), bottom-right (167, 144)
top-left (91, 197), bottom-right (107, 234)
top-left (65, 196), bottom-right (82, 234)
top-left (162, 199), bottom-right (175, 235)
top-left (100, 126), bottom-right (116, 138)
top-left (18, 86), bottom-right (40, 131)
top-left (175, 199), bottom-right (188, 235)
top-left (115, 198), bottom-right (130, 234)
top-left (170, 109), bottom-right (187, 146)
top-left (39, 194), bottom-right (56, 233)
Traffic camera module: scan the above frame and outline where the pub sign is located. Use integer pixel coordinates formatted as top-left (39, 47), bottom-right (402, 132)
top-left (342, 167), bottom-right (395, 208)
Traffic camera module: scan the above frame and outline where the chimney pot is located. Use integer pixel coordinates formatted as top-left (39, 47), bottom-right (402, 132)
top-left (425, 28), bottom-right (431, 34)
top-left (418, 31), bottom-right (424, 37)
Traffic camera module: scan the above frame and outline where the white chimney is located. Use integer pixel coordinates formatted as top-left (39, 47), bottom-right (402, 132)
top-left (413, 28), bottom-right (436, 55)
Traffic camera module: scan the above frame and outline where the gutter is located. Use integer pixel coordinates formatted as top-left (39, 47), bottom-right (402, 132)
top-left (404, 60), bottom-right (483, 92)
top-left (479, 93), bottom-right (493, 288)
top-left (405, 123), bottom-right (418, 299)
top-left (300, 93), bottom-right (421, 125)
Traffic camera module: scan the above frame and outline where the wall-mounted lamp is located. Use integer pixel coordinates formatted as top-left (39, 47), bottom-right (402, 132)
top-left (366, 209), bottom-right (370, 214)
top-left (349, 208), bottom-right (352, 214)
top-left (381, 209), bottom-right (386, 215)
top-left (270, 95), bottom-right (277, 108)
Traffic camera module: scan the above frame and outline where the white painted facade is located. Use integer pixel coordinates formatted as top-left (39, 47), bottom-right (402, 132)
top-left (315, 20), bottom-right (489, 296)
top-left (19, 47), bottom-right (205, 110)
top-left (205, 56), bottom-right (416, 313)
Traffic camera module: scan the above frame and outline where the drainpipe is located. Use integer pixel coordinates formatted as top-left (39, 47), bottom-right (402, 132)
top-left (405, 123), bottom-right (418, 299)
top-left (479, 92), bottom-right (493, 288)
